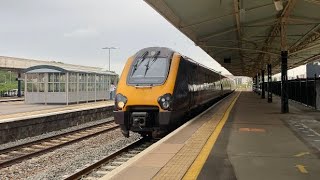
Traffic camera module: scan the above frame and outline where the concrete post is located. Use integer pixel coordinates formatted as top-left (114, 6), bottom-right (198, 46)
top-left (267, 64), bottom-right (272, 103)
top-left (281, 51), bottom-right (289, 113)
top-left (261, 70), bottom-right (265, 99)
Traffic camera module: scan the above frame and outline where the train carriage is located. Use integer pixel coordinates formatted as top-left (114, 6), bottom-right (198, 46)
top-left (114, 47), bottom-right (235, 137)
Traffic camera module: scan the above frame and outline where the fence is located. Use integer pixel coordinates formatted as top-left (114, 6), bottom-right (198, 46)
top-left (260, 78), bottom-right (318, 108)
top-left (0, 90), bottom-right (24, 98)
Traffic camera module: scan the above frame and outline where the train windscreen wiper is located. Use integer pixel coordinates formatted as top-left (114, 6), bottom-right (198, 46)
top-left (144, 51), bottom-right (160, 76)
top-left (132, 51), bottom-right (148, 75)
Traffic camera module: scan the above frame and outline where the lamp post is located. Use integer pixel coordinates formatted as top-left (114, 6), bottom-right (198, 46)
top-left (102, 47), bottom-right (118, 71)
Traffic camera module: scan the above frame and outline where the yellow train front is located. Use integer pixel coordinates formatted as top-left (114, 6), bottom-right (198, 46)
top-left (114, 47), bottom-right (235, 137)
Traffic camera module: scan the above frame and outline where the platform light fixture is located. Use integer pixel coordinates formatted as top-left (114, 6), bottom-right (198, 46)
top-left (274, 0), bottom-right (283, 11)
top-left (102, 46), bottom-right (118, 71)
top-left (239, 9), bottom-right (246, 23)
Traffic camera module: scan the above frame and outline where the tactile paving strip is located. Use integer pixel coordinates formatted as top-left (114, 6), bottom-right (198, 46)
top-left (152, 93), bottom-right (238, 179)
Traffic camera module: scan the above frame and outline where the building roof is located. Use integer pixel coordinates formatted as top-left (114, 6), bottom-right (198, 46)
top-left (0, 56), bottom-right (116, 75)
top-left (145, 0), bottom-right (320, 76)
top-left (25, 65), bottom-right (117, 75)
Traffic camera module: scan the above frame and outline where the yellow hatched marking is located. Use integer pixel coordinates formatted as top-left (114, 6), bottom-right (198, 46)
top-left (294, 152), bottom-right (310, 157)
top-left (295, 164), bottom-right (308, 174)
top-left (183, 92), bottom-right (240, 180)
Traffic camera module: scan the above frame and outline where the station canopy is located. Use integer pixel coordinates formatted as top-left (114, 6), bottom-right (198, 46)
top-left (145, 0), bottom-right (320, 76)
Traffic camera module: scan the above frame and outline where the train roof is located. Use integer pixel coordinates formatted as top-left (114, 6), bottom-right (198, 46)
top-left (135, 47), bottom-right (226, 78)
top-left (134, 47), bottom-right (175, 58)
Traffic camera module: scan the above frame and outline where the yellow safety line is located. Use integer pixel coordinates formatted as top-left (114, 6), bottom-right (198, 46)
top-left (295, 164), bottom-right (308, 174)
top-left (183, 92), bottom-right (241, 180)
top-left (294, 152), bottom-right (310, 157)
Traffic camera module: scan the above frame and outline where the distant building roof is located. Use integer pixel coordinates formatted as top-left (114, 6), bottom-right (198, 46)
top-left (0, 56), bottom-right (116, 74)
top-left (25, 65), bottom-right (117, 75)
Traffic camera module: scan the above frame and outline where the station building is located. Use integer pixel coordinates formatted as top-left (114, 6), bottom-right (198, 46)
top-left (24, 65), bottom-right (118, 104)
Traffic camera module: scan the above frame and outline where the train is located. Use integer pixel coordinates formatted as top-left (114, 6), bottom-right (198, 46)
top-left (114, 47), bottom-right (235, 138)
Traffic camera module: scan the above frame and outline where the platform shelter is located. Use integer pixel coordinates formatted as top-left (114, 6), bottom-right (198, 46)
top-left (24, 65), bottom-right (117, 104)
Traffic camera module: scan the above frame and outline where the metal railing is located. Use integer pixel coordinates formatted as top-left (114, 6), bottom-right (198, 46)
top-left (260, 78), bottom-right (318, 108)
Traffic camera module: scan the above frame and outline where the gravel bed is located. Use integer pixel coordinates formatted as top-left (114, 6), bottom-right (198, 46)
top-left (0, 129), bottom-right (140, 180)
top-left (0, 117), bottom-right (114, 151)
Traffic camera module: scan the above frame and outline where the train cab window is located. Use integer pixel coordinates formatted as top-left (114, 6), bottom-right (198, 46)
top-left (131, 57), bottom-right (167, 78)
top-left (128, 56), bottom-right (171, 86)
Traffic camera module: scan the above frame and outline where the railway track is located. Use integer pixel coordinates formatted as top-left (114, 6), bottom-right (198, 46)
top-left (63, 138), bottom-right (155, 180)
top-left (0, 120), bottom-right (119, 169)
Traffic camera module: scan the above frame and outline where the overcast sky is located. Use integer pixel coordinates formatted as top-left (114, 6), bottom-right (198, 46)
top-left (0, 0), bottom-right (231, 75)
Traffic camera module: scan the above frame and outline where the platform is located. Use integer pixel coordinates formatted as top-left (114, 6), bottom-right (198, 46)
top-left (103, 91), bottom-right (320, 180)
top-left (0, 101), bottom-right (113, 122)
top-left (0, 101), bottom-right (114, 144)
top-left (0, 97), bottom-right (24, 103)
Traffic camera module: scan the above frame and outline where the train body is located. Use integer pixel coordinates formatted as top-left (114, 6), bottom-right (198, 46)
top-left (114, 47), bottom-right (235, 137)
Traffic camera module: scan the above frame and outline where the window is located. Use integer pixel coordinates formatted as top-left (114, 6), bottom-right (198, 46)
top-left (26, 73), bottom-right (38, 92)
top-left (131, 58), bottom-right (168, 78)
top-left (87, 74), bottom-right (95, 91)
top-left (79, 73), bottom-right (87, 91)
top-left (128, 57), bottom-right (170, 85)
top-left (60, 83), bottom-right (65, 92)
top-left (39, 83), bottom-right (45, 92)
top-left (48, 73), bottom-right (66, 92)
top-left (27, 83), bottom-right (33, 92)
top-left (68, 73), bottom-right (77, 92)
top-left (38, 74), bottom-right (45, 92)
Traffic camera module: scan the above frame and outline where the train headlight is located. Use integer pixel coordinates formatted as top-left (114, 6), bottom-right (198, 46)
top-left (162, 101), bottom-right (170, 109)
top-left (158, 93), bottom-right (172, 110)
top-left (117, 101), bottom-right (125, 109)
top-left (115, 93), bottom-right (127, 110)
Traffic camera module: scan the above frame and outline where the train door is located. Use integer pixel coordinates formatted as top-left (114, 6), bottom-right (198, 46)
top-left (189, 63), bottom-right (198, 109)
top-left (172, 57), bottom-right (191, 113)
top-left (219, 73), bottom-right (223, 95)
top-left (184, 60), bottom-right (194, 110)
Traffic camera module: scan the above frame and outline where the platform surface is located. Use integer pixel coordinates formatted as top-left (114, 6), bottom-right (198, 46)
top-left (0, 97), bottom-right (24, 103)
top-left (103, 91), bottom-right (320, 180)
top-left (0, 100), bottom-right (113, 122)
top-left (197, 91), bottom-right (320, 180)
top-left (103, 92), bottom-right (239, 180)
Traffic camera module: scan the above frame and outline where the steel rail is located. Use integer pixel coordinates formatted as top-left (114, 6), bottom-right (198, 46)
top-left (0, 120), bottom-right (119, 169)
top-left (63, 138), bottom-right (146, 180)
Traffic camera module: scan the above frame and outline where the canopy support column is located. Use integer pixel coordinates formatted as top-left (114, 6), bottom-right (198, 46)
top-left (261, 70), bottom-right (265, 99)
top-left (254, 75), bottom-right (257, 92)
top-left (281, 17), bottom-right (289, 113)
top-left (257, 73), bottom-right (260, 95)
top-left (281, 51), bottom-right (289, 113)
top-left (17, 72), bottom-right (22, 97)
top-left (267, 64), bottom-right (272, 103)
